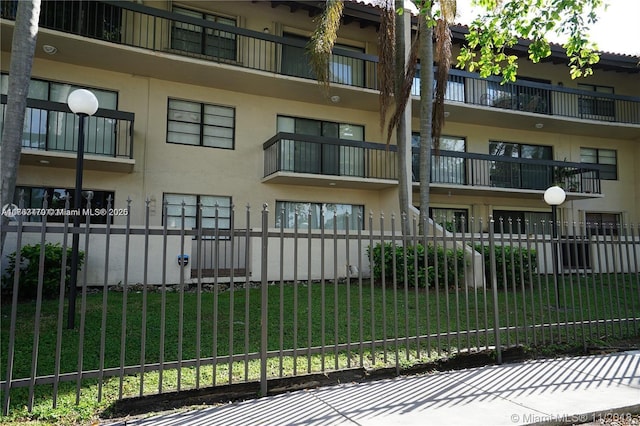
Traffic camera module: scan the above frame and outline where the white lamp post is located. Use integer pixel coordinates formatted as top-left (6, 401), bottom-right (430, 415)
top-left (544, 185), bottom-right (566, 306)
top-left (544, 185), bottom-right (566, 243)
top-left (67, 89), bottom-right (99, 329)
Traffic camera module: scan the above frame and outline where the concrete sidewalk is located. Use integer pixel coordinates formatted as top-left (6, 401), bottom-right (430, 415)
top-left (108, 350), bottom-right (640, 426)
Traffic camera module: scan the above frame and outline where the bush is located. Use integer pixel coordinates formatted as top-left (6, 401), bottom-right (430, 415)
top-left (367, 242), bottom-right (466, 288)
top-left (2, 243), bottom-right (84, 300)
top-left (474, 244), bottom-right (537, 289)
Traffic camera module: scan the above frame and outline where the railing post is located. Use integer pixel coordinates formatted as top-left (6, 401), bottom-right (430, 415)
top-left (260, 203), bottom-right (269, 396)
top-left (129, 118), bottom-right (134, 159)
top-left (489, 216), bottom-right (502, 364)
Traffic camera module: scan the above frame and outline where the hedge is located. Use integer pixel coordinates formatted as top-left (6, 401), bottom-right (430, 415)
top-left (367, 242), bottom-right (537, 289)
top-left (2, 243), bottom-right (84, 300)
top-left (474, 244), bottom-right (537, 289)
top-left (367, 242), bottom-right (465, 288)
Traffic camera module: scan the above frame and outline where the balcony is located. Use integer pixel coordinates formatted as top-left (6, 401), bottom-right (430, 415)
top-left (0, 95), bottom-right (135, 172)
top-left (412, 69), bottom-right (640, 123)
top-left (1, 0), bottom-right (638, 131)
top-left (412, 149), bottom-right (603, 200)
top-left (263, 132), bottom-right (398, 189)
top-left (263, 132), bottom-right (603, 199)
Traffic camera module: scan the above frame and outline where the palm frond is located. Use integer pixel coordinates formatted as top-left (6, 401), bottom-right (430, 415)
top-left (307, 0), bottom-right (344, 91)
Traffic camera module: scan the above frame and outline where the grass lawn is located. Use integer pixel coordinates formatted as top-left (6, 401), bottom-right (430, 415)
top-left (1, 274), bottom-right (639, 424)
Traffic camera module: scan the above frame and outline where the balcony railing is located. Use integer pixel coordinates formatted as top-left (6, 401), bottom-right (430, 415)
top-left (412, 69), bottom-right (640, 124)
top-left (264, 132), bottom-right (398, 180)
top-left (2, 0), bottom-right (638, 124)
top-left (0, 0), bottom-right (378, 89)
top-left (0, 95), bottom-right (135, 159)
top-left (264, 132), bottom-right (602, 194)
top-left (413, 149), bottom-right (602, 194)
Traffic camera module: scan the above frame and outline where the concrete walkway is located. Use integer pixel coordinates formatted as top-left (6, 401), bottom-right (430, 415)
top-left (108, 350), bottom-right (640, 426)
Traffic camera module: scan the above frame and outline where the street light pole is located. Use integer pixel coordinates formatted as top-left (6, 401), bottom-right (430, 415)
top-left (544, 185), bottom-right (566, 308)
top-left (66, 89), bottom-right (99, 329)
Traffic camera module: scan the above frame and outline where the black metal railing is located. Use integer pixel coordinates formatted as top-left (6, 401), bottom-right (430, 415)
top-left (264, 133), bottom-right (602, 193)
top-left (0, 0), bottom-right (378, 89)
top-left (263, 132), bottom-right (398, 180)
top-left (412, 149), bottom-right (602, 193)
top-left (0, 95), bottom-right (135, 159)
top-left (2, 0), bottom-right (638, 123)
top-left (412, 68), bottom-right (640, 124)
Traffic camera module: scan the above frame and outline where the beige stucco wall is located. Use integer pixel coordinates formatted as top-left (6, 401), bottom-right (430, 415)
top-left (7, 53), bottom-right (639, 229)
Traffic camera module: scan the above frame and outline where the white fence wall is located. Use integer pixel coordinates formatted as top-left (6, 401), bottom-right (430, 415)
top-left (2, 225), bottom-right (638, 287)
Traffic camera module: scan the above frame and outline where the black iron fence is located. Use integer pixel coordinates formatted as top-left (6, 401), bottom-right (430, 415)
top-left (1, 196), bottom-right (639, 415)
top-left (0, 95), bottom-right (135, 159)
top-left (2, 0), bottom-right (638, 124)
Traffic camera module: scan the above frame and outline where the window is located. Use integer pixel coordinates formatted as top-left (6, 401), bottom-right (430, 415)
top-left (12, 186), bottom-right (114, 224)
top-left (585, 212), bottom-right (620, 236)
top-left (163, 194), bottom-right (231, 229)
top-left (411, 134), bottom-right (466, 183)
top-left (0, 74), bottom-right (118, 156)
top-left (489, 141), bottom-right (553, 190)
top-left (492, 210), bottom-right (553, 234)
top-left (281, 33), bottom-right (365, 87)
top-left (277, 116), bottom-right (364, 176)
top-left (171, 7), bottom-right (237, 60)
top-left (429, 208), bottom-right (468, 232)
top-left (167, 99), bottom-right (235, 149)
top-left (411, 67), bottom-right (465, 102)
top-left (580, 148), bottom-right (617, 180)
top-left (578, 84), bottom-right (615, 119)
top-left (275, 201), bottom-right (364, 230)
top-left (485, 76), bottom-right (550, 113)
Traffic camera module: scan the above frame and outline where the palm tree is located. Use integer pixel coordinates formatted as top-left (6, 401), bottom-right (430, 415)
top-left (309, 0), bottom-right (453, 234)
top-left (308, 0), bottom-right (415, 234)
top-left (416, 0), bottom-right (455, 227)
top-left (1, 0), bottom-right (41, 248)
top-left (308, 0), bottom-right (603, 233)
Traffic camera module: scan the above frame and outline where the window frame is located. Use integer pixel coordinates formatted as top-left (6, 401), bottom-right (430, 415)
top-left (585, 212), bottom-right (621, 236)
top-left (281, 32), bottom-right (365, 86)
top-left (429, 207), bottom-right (469, 233)
top-left (276, 115), bottom-right (365, 176)
top-left (411, 133), bottom-right (466, 183)
top-left (485, 76), bottom-right (551, 114)
top-left (163, 193), bottom-right (232, 231)
top-left (274, 201), bottom-right (365, 230)
top-left (488, 140), bottom-right (554, 190)
top-left (167, 98), bottom-right (236, 150)
top-left (580, 147), bottom-right (617, 180)
top-left (171, 6), bottom-right (238, 60)
top-left (492, 209), bottom-right (553, 234)
top-left (12, 186), bottom-right (115, 224)
top-left (577, 83), bottom-right (615, 119)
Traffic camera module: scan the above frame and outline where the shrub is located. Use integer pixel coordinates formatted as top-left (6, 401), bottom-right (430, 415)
top-left (367, 242), bottom-right (466, 288)
top-left (2, 243), bottom-right (84, 300)
top-left (474, 244), bottom-right (537, 289)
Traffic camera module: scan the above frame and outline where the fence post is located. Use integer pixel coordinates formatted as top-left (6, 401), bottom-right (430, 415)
top-left (260, 204), bottom-right (269, 396)
top-left (489, 217), bottom-right (502, 364)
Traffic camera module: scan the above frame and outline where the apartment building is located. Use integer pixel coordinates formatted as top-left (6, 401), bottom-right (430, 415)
top-left (1, 0), bottom-right (639, 237)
